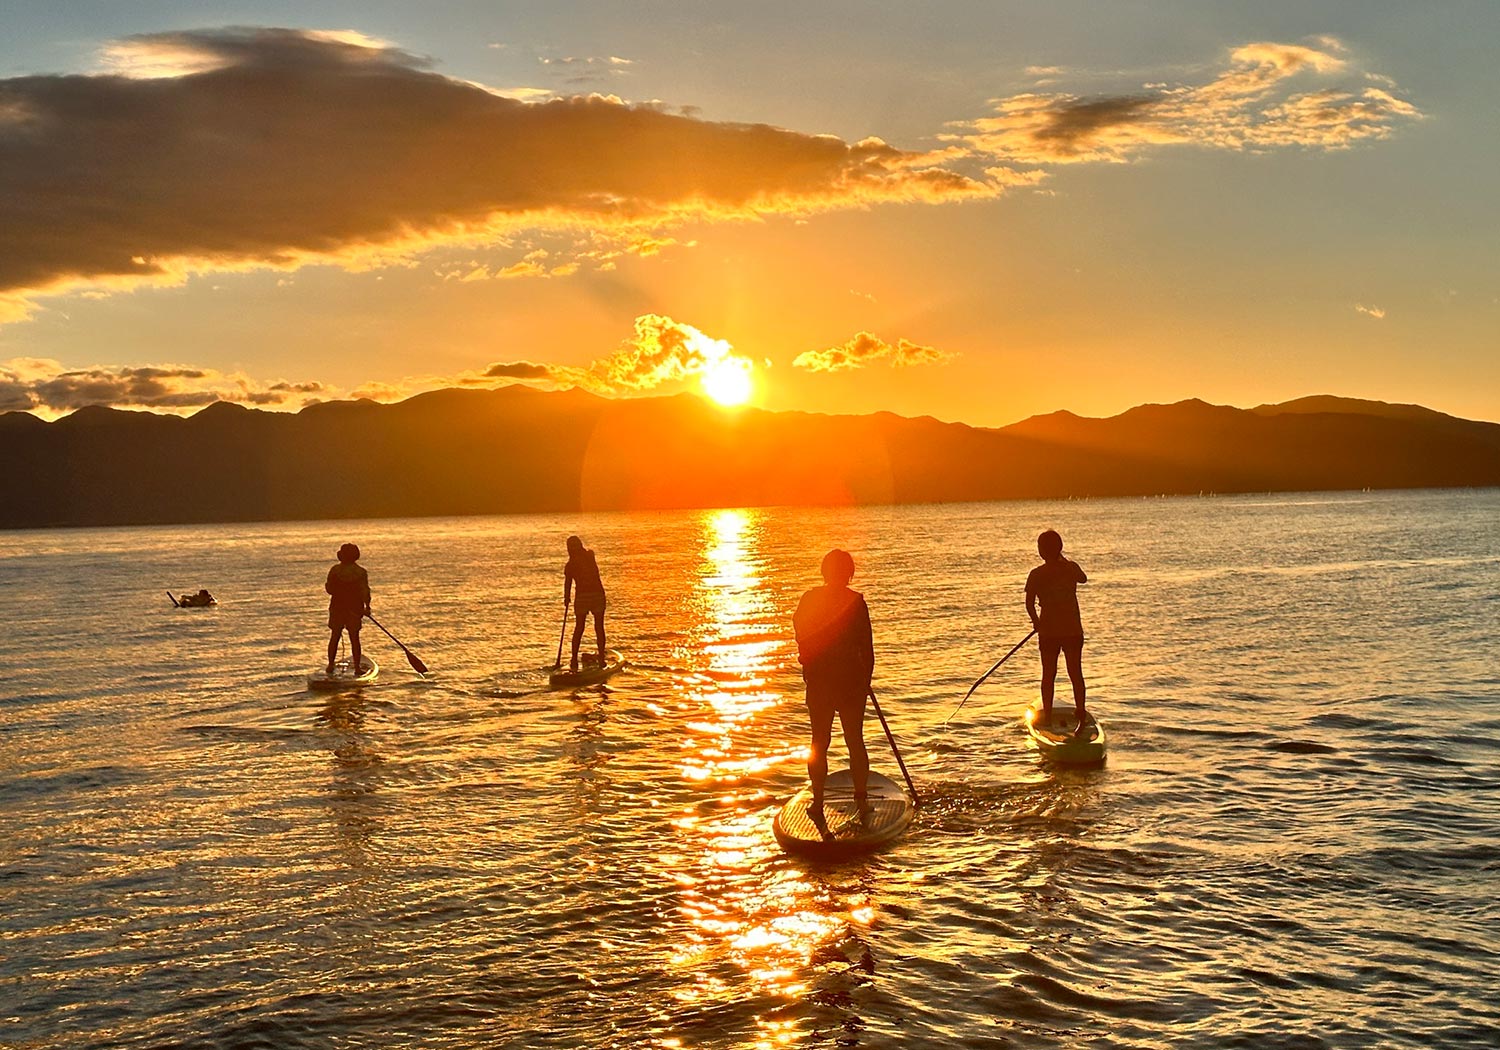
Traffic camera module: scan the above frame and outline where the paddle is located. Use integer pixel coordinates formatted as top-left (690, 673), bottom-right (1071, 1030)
top-left (364, 613), bottom-right (429, 676)
top-left (552, 598), bottom-right (570, 670)
top-left (945, 628), bottom-right (1036, 726)
top-left (868, 687), bottom-right (920, 808)
top-left (166, 591), bottom-right (180, 607)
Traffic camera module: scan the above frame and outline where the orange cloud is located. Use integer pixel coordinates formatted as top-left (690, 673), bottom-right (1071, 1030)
top-left (585, 314), bottom-right (753, 393)
top-left (0, 357), bottom-right (328, 415)
top-left (0, 28), bottom-right (996, 320)
top-left (792, 332), bottom-right (953, 373)
top-left (374, 315), bottom-right (757, 402)
top-left (2, 312), bottom-right (765, 415)
top-left (958, 39), bottom-right (1420, 165)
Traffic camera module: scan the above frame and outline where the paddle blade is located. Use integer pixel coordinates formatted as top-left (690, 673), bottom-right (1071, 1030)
top-left (404, 648), bottom-right (429, 676)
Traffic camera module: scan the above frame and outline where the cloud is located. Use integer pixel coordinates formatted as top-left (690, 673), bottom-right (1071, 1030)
top-left (957, 39), bottom-right (1420, 165)
top-left (484, 361), bottom-right (554, 380)
top-left (476, 315), bottom-right (758, 397)
top-left (0, 27), bottom-right (996, 321)
top-left (1, 313), bottom-right (755, 416)
top-left (539, 56), bottom-right (633, 68)
top-left (1354, 303), bottom-right (1386, 319)
top-left (587, 314), bottom-right (749, 392)
top-left (349, 315), bottom-right (758, 405)
top-left (539, 54), bottom-right (635, 86)
top-left (0, 357), bottom-right (329, 414)
top-left (792, 332), bottom-right (953, 373)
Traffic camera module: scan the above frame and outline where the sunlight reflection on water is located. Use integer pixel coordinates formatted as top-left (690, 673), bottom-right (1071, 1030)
top-left (664, 508), bottom-right (854, 1043)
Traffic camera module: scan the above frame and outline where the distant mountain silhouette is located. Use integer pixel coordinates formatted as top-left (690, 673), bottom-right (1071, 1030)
top-left (2, 388), bottom-right (1497, 528)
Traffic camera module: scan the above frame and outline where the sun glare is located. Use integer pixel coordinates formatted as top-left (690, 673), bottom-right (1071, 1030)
top-left (701, 356), bottom-right (753, 407)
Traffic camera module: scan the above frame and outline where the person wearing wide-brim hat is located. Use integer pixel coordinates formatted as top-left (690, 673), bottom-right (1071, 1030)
top-left (325, 543), bottom-right (371, 674)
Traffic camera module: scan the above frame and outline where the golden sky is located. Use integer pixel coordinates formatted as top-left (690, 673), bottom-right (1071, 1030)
top-left (1, 4), bottom-right (1495, 424)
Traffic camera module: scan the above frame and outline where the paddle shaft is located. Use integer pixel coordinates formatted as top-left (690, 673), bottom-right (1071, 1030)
top-left (868, 687), bottom-right (919, 808)
top-left (166, 591), bottom-right (180, 607)
top-left (946, 628), bottom-right (1037, 725)
top-left (553, 599), bottom-right (569, 669)
top-left (364, 612), bottom-right (428, 675)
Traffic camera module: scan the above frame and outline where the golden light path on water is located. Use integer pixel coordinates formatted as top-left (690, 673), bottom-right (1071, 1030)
top-left (663, 510), bottom-right (876, 1046)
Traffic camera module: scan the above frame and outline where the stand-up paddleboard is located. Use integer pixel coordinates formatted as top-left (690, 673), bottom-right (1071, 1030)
top-left (1024, 699), bottom-right (1106, 764)
top-left (307, 657), bottom-right (378, 691)
top-left (549, 649), bottom-right (624, 689)
top-left (774, 769), bottom-right (914, 860)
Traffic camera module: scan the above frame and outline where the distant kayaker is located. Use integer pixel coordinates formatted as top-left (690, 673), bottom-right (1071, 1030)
top-left (1025, 529), bottom-right (1088, 734)
top-left (793, 549), bottom-right (875, 822)
top-left (325, 543), bottom-right (371, 675)
top-left (563, 535), bottom-right (608, 672)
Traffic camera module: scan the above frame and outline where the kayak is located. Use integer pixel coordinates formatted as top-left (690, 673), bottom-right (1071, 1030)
top-left (549, 649), bottom-right (624, 689)
top-left (171, 592), bottom-right (217, 607)
top-left (307, 657), bottom-right (378, 691)
top-left (1023, 699), bottom-right (1107, 764)
top-left (773, 769), bottom-right (914, 860)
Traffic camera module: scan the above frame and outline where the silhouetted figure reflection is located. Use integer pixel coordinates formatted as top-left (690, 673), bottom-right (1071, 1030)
top-left (1025, 529), bottom-right (1088, 734)
top-left (325, 542), bottom-right (371, 675)
top-left (793, 549), bottom-right (875, 825)
top-left (563, 535), bottom-right (607, 672)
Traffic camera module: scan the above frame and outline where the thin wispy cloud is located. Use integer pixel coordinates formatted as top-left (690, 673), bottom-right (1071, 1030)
top-left (1354, 303), bottom-right (1387, 319)
top-left (793, 332), bottom-right (952, 373)
top-left (539, 54), bottom-right (635, 87)
top-left (0, 28), bottom-right (993, 322)
top-left (958, 39), bottom-right (1420, 165)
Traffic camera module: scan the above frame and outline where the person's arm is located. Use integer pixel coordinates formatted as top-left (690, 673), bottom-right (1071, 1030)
top-left (1025, 579), bottom-right (1040, 631)
top-left (361, 568), bottom-right (371, 614)
top-left (325, 567), bottom-right (337, 596)
top-left (858, 597), bottom-right (874, 687)
top-left (1072, 559), bottom-right (1087, 585)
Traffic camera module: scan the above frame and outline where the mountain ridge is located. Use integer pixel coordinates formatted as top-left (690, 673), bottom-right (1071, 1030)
top-left (3, 389), bottom-right (1497, 528)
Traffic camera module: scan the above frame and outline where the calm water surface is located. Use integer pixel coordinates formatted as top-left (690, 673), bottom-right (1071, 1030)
top-left (3, 491), bottom-right (1498, 1048)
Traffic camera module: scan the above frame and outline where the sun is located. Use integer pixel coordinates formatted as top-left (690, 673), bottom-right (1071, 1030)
top-left (700, 356), bottom-right (753, 407)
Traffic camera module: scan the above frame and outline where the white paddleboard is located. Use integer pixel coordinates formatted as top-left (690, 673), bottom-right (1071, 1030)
top-left (307, 656), bottom-right (378, 691)
top-left (773, 769), bottom-right (914, 860)
top-left (549, 649), bottom-right (624, 689)
top-left (1024, 699), bottom-right (1106, 764)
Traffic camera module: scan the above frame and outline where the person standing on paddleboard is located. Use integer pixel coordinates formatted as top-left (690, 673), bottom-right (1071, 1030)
top-left (1025, 529), bottom-right (1089, 734)
top-left (563, 535), bottom-right (607, 672)
top-left (793, 549), bottom-right (875, 821)
top-left (325, 543), bottom-right (371, 675)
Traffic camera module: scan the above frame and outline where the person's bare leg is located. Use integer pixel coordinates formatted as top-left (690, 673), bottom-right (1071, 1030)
top-left (351, 629), bottom-right (363, 675)
top-left (808, 701), bottom-right (834, 808)
top-left (594, 607), bottom-right (607, 661)
top-left (838, 699), bottom-right (870, 813)
top-left (1040, 647), bottom-right (1059, 723)
top-left (570, 608), bottom-right (585, 670)
top-left (327, 630), bottom-right (339, 674)
top-left (1064, 641), bottom-right (1086, 732)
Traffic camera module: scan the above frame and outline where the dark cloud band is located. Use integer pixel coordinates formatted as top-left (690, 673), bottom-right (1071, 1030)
top-left (0, 28), bottom-right (990, 317)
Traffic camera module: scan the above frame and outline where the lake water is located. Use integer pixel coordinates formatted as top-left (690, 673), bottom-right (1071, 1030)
top-left (3, 490), bottom-right (1498, 1049)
